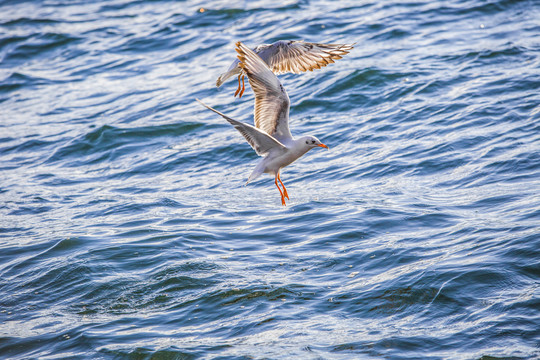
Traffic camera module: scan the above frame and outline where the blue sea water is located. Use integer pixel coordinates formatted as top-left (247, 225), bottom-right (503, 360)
top-left (1, 0), bottom-right (539, 359)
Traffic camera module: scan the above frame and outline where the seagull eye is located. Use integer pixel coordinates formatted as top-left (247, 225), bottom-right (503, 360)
top-left (311, 140), bottom-right (315, 144)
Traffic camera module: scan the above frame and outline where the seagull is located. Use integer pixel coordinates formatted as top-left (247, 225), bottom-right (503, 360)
top-left (198, 41), bottom-right (329, 206)
top-left (216, 40), bottom-right (354, 98)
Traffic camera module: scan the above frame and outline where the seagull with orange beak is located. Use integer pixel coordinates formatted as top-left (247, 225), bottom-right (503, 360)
top-left (197, 41), bottom-right (329, 206)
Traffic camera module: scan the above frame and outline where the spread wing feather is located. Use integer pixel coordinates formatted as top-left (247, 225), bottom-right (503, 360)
top-left (236, 42), bottom-right (293, 142)
top-left (216, 40), bottom-right (354, 88)
top-left (196, 99), bottom-right (285, 157)
top-left (255, 40), bottom-right (354, 74)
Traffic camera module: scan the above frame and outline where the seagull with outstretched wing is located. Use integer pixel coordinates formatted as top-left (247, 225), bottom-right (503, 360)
top-left (216, 40), bottom-right (354, 98)
top-left (198, 41), bottom-right (329, 206)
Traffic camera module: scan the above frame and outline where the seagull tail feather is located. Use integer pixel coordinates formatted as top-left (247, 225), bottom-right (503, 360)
top-left (246, 160), bottom-right (265, 185)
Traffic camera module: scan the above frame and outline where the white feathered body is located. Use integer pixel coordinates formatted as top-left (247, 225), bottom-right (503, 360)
top-left (247, 138), bottom-right (313, 183)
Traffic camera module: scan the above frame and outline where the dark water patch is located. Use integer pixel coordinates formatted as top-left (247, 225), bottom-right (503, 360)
top-left (516, 208), bottom-right (540, 222)
top-left (217, 285), bottom-right (298, 307)
top-left (485, 77), bottom-right (540, 98)
top-left (8, 205), bottom-right (52, 216)
top-left (80, 202), bottom-right (158, 218)
top-left (0, 226), bottom-right (32, 236)
top-left (482, 150), bottom-right (539, 177)
top-left (1, 138), bottom-right (55, 155)
top-left (68, 261), bottom-right (222, 316)
top-left (0, 34), bottom-right (27, 52)
top-left (453, 45), bottom-right (533, 70)
top-left (412, 155), bottom-right (468, 176)
top-left (117, 34), bottom-right (179, 55)
top-left (112, 186), bottom-right (166, 195)
top-left (179, 142), bottom-right (259, 167)
top-left (324, 68), bottom-right (410, 96)
top-left (45, 237), bottom-right (87, 255)
top-left (161, 217), bottom-right (208, 228)
top-left (46, 122), bottom-right (204, 165)
top-left (69, 57), bottom-right (142, 78)
top-left (357, 159), bottom-right (415, 179)
top-left (2, 32), bottom-right (81, 63)
top-left (404, 212), bottom-right (459, 229)
top-left (98, 0), bottom-right (165, 13)
top-left (465, 194), bottom-right (525, 211)
top-left (369, 27), bottom-right (411, 42)
top-left (117, 96), bottom-right (189, 124)
top-left (1, 261), bottom-right (95, 311)
top-left (481, 137), bottom-right (532, 166)
top-left (0, 235), bottom-right (50, 273)
top-left (414, 74), bottom-right (470, 99)
top-left (1, 17), bottom-right (61, 27)
top-left (102, 347), bottom-right (200, 360)
top-left (0, 136), bottom-right (15, 144)
top-left (434, 1), bottom-right (516, 19)
top-left (73, 276), bottom-right (204, 315)
top-left (174, 7), bottom-right (251, 30)
top-left (193, 1), bottom-right (303, 23)
top-left (0, 71), bottom-right (54, 93)
top-left (39, 176), bottom-right (85, 187)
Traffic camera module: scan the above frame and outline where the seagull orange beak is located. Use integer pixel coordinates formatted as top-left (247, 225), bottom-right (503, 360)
top-left (318, 143), bottom-right (329, 149)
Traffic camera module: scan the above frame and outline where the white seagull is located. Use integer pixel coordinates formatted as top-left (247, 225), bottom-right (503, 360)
top-left (198, 41), bottom-right (329, 206)
top-left (216, 40), bottom-right (354, 98)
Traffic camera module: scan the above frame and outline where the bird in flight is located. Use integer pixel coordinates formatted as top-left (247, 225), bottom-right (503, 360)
top-left (216, 40), bottom-right (354, 98)
top-left (198, 41), bottom-right (330, 206)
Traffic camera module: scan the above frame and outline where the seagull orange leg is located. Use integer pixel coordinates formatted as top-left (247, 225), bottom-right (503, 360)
top-left (277, 172), bottom-right (289, 200)
top-left (234, 74), bottom-right (242, 97)
top-left (238, 75), bottom-right (245, 98)
top-left (275, 174), bottom-right (286, 206)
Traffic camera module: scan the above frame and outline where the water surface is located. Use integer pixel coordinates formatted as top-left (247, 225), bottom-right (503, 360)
top-left (1, 0), bottom-right (539, 359)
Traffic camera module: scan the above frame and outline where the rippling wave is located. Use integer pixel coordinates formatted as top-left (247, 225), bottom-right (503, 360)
top-left (1, 0), bottom-right (539, 359)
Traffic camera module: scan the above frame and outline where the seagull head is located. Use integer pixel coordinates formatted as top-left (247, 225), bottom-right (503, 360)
top-left (301, 135), bottom-right (329, 150)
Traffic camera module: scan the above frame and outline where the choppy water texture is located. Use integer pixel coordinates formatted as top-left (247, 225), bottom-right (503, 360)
top-left (1, 0), bottom-right (539, 359)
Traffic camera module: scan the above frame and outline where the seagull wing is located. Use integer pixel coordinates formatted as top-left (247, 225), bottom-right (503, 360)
top-left (217, 40), bottom-right (353, 88)
top-left (256, 40), bottom-right (354, 75)
top-left (196, 99), bottom-right (285, 157)
top-left (236, 41), bottom-right (293, 142)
